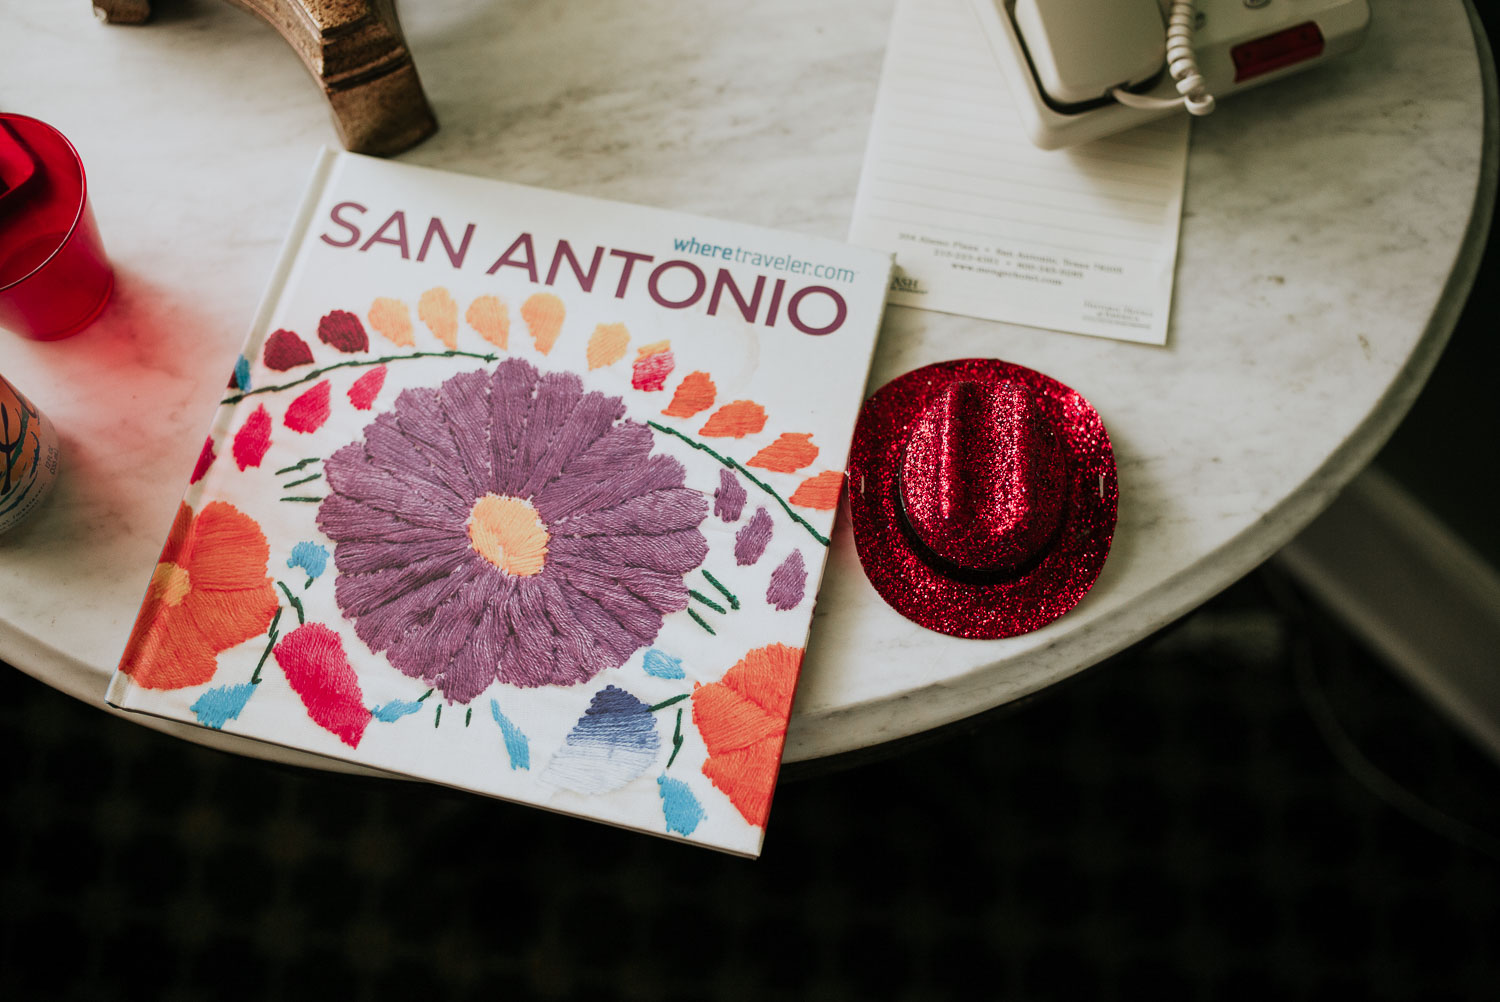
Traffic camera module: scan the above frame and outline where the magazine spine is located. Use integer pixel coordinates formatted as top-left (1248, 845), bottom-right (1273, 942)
top-left (105, 148), bottom-right (341, 711)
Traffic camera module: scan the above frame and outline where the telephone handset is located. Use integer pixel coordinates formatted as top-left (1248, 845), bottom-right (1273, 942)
top-left (983, 0), bottom-right (1371, 149)
top-left (1015, 0), bottom-right (1188, 107)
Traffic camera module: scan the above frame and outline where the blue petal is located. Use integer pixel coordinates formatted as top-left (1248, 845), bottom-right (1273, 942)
top-left (190, 683), bottom-right (256, 730)
top-left (370, 698), bottom-right (423, 723)
top-left (543, 685), bottom-right (660, 794)
top-left (658, 775), bottom-right (706, 836)
top-left (490, 699), bottom-right (531, 770)
top-left (287, 541), bottom-right (330, 581)
top-left (642, 648), bottom-right (685, 679)
top-left (233, 354), bottom-right (252, 392)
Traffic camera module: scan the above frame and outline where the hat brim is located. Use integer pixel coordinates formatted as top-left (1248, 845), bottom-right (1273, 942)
top-left (846, 359), bottom-right (1118, 639)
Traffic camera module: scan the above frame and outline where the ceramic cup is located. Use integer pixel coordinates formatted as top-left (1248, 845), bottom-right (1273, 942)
top-left (0, 373), bottom-right (61, 533)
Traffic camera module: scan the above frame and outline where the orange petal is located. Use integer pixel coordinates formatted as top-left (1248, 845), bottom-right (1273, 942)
top-left (789, 470), bottom-right (843, 510)
top-left (691, 644), bottom-right (803, 828)
top-left (158, 502), bottom-right (194, 563)
top-left (700, 744), bottom-right (782, 828)
top-left (699, 400), bottom-right (766, 438)
top-left (663, 371), bottom-right (717, 418)
top-left (120, 597), bottom-right (176, 684)
top-left (586, 322), bottom-right (629, 369)
top-left (186, 501), bottom-right (273, 592)
top-left (368, 297), bottom-right (414, 347)
top-left (747, 433), bottom-right (819, 473)
top-left (121, 612), bottom-right (220, 690)
top-left (418, 287), bottom-right (458, 348)
top-left (521, 292), bottom-right (565, 354)
top-left (178, 583), bottom-right (278, 666)
top-left (692, 681), bottom-right (786, 749)
top-left (121, 502), bottom-right (196, 682)
top-left (466, 295), bottom-right (509, 349)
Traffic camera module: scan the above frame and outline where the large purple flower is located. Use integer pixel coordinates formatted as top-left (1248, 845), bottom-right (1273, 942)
top-left (317, 358), bottom-right (708, 702)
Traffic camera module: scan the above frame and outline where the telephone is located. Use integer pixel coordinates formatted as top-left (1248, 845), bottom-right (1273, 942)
top-left (980, 0), bottom-right (1371, 149)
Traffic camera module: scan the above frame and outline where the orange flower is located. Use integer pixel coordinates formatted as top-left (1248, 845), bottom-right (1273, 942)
top-left (119, 501), bottom-right (279, 690)
top-left (691, 643), bottom-right (804, 827)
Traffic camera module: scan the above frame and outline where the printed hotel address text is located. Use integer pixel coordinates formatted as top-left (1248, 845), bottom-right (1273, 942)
top-left (891, 232), bottom-right (1155, 333)
top-left (902, 232), bottom-right (1117, 286)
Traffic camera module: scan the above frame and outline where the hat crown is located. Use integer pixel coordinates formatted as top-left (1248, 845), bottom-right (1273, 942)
top-left (898, 380), bottom-right (1067, 573)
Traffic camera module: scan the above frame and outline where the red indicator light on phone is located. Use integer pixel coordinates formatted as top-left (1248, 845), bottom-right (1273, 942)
top-left (1231, 21), bottom-right (1326, 83)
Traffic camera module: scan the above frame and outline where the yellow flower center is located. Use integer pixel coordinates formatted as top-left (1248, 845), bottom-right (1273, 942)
top-left (149, 561), bottom-right (193, 607)
top-left (467, 494), bottom-right (549, 576)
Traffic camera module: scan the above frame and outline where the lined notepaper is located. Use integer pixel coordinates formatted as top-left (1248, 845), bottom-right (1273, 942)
top-left (849, 0), bottom-right (1189, 344)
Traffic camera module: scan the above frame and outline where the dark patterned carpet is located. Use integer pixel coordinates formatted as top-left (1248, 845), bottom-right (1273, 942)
top-left (3, 568), bottom-right (1497, 1001)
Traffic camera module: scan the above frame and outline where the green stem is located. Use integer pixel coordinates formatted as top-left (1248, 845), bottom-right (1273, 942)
top-left (282, 473), bottom-right (322, 489)
top-left (249, 607), bottom-right (284, 685)
top-left (647, 421), bottom-right (830, 546)
top-left (666, 708), bottom-right (684, 769)
top-left (686, 608), bottom-right (716, 635)
top-left (220, 350), bottom-right (499, 405)
top-left (700, 570), bottom-right (740, 610)
top-left (274, 457), bottom-right (321, 475)
top-left (648, 693), bottom-right (690, 712)
top-left (280, 496), bottom-right (324, 503)
top-left (687, 589), bottom-right (726, 615)
top-left (276, 581), bottom-right (305, 624)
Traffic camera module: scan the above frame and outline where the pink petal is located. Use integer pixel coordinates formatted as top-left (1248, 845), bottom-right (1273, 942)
top-left (285, 380), bottom-right (332, 433)
top-left (273, 623), bottom-right (372, 748)
top-left (232, 405), bottom-right (272, 470)
top-left (348, 366), bottom-right (387, 410)
top-left (631, 349), bottom-right (675, 391)
top-left (285, 381), bottom-right (333, 432)
top-left (190, 437), bottom-right (216, 484)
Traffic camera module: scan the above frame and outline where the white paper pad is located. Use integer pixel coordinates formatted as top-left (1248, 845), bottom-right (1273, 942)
top-left (850, 0), bottom-right (1190, 344)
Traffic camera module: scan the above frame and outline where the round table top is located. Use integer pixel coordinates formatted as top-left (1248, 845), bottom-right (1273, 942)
top-left (0, 0), bottom-right (1493, 769)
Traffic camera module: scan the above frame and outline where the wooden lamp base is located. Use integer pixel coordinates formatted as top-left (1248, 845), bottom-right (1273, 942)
top-left (92, 0), bottom-right (437, 157)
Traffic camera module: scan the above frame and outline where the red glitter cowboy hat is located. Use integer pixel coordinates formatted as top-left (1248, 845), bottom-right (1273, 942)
top-left (846, 359), bottom-right (1117, 639)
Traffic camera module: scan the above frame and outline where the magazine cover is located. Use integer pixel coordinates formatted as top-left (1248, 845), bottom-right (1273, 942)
top-left (105, 150), bottom-right (892, 856)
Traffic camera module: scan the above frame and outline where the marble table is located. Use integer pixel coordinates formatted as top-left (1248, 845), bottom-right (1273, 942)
top-left (0, 0), bottom-right (1493, 769)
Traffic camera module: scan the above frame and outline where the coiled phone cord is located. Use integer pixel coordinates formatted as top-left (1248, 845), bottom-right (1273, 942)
top-left (1111, 1), bottom-right (1216, 115)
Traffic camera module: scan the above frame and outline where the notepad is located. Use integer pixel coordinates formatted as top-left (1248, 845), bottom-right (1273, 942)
top-left (849, 0), bottom-right (1190, 345)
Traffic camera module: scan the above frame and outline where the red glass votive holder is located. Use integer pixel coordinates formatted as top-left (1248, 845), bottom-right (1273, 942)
top-left (0, 114), bottom-right (114, 340)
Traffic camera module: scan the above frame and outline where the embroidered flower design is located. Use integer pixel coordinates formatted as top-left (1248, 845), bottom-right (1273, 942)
top-left (119, 501), bottom-right (279, 690)
top-left (318, 358), bottom-right (709, 703)
top-left (691, 643), bottom-right (804, 828)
